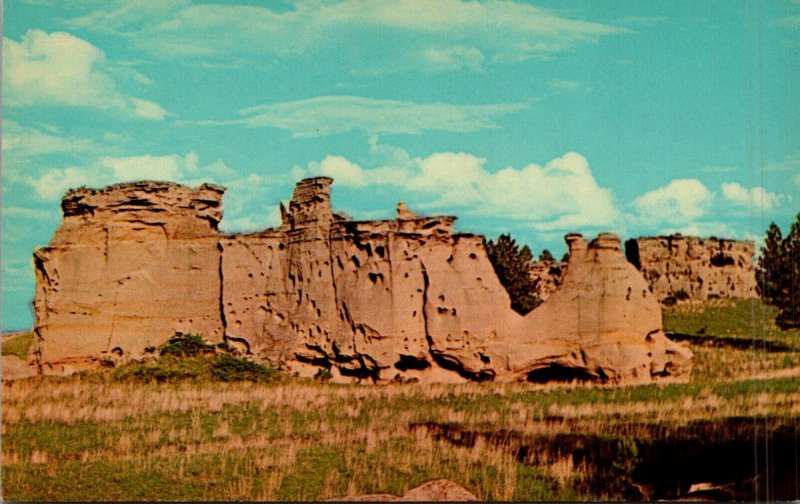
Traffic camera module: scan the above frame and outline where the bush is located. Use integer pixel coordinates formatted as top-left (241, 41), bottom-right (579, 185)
top-left (159, 334), bottom-right (215, 358)
top-left (211, 354), bottom-right (279, 382)
top-left (485, 234), bottom-right (542, 315)
top-left (674, 289), bottom-right (690, 301)
top-left (314, 367), bottom-right (333, 382)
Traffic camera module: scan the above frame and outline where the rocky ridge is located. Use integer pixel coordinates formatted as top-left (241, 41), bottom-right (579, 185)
top-left (30, 177), bottom-right (692, 383)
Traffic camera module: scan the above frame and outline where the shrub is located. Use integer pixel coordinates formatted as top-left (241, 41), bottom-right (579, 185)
top-left (159, 334), bottom-right (215, 358)
top-left (485, 234), bottom-right (542, 315)
top-left (211, 354), bottom-right (278, 382)
top-left (674, 289), bottom-right (690, 301)
top-left (314, 367), bottom-right (333, 382)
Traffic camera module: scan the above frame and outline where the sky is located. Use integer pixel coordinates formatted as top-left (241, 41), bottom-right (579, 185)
top-left (2, 0), bottom-right (799, 330)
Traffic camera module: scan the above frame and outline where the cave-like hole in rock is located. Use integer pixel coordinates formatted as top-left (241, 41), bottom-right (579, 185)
top-left (394, 355), bottom-right (431, 371)
top-left (526, 365), bottom-right (597, 384)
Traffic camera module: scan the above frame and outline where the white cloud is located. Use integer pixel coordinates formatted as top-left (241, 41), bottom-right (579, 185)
top-left (721, 182), bottom-right (783, 211)
top-left (2, 207), bottom-right (53, 220)
top-left (631, 179), bottom-right (714, 226)
top-left (2, 120), bottom-right (95, 157)
top-left (764, 152), bottom-right (800, 172)
top-left (423, 46), bottom-right (485, 71)
top-left (547, 79), bottom-right (580, 91)
top-left (204, 96), bottom-right (526, 136)
top-left (26, 152), bottom-right (215, 200)
top-left (65, 0), bottom-right (623, 66)
top-left (3, 29), bottom-right (166, 120)
top-left (304, 142), bottom-right (620, 231)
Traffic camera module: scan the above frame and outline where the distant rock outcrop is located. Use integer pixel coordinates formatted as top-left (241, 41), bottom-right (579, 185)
top-left (32, 177), bottom-right (692, 383)
top-left (625, 235), bottom-right (758, 303)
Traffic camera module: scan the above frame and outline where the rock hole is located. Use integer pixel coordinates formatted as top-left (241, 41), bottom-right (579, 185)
top-left (526, 365), bottom-right (597, 384)
top-left (351, 255), bottom-right (361, 268)
top-left (394, 355), bottom-right (431, 371)
top-left (375, 245), bottom-right (385, 258)
top-left (469, 253), bottom-right (477, 259)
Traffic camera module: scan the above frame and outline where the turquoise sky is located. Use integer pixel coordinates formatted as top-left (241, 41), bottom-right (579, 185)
top-left (3, 0), bottom-right (799, 330)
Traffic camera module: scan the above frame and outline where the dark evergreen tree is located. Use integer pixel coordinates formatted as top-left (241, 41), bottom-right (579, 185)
top-left (757, 213), bottom-right (800, 329)
top-left (757, 222), bottom-right (783, 303)
top-left (484, 234), bottom-right (541, 315)
top-left (776, 215), bottom-right (800, 328)
top-left (539, 249), bottom-right (555, 262)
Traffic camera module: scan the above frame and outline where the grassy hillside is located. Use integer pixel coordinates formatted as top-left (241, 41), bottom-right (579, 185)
top-left (2, 300), bottom-right (798, 501)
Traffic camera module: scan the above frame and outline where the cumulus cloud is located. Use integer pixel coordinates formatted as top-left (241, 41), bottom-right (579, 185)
top-left (204, 96), bottom-right (526, 137)
top-left (26, 153), bottom-right (225, 200)
top-left (721, 182), bottom-right (783, 211)
top-left (3, 29), bottom-right (166, 120)
top-left (631, 179), bottom-right (714, 226)
top-left (64, 0), bottom-right (623, 66)
top-left (18, 152), bottom-right (284, 233)
top-left (304, 142), bottom-right (620, 231)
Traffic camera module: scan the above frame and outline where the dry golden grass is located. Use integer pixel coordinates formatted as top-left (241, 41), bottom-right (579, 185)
top-left (3, 299), bottom-right (799, 501)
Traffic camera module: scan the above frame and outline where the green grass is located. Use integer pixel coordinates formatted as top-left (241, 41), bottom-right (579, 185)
top-left (3, 300), bottom-right (799, 501)
top-left (664, 298), bottom-right (800, 347)
top-left (1, 332), bottom-right (33, 359)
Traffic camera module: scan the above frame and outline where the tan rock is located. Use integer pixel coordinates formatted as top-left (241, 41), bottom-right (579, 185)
top-left (33, 177), bottom-right (692, 383)
top-left (625, 235), bottom-right (758, 303)
top-left (399, 479), bottom-right (479, 501)
top-left (328, 479), bottom-right (478, 502)
top-left (33, 181), bottom-right (225, 374)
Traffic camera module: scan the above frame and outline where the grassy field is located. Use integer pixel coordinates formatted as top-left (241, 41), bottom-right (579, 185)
top-left (2, 300), bottom-right (799, 501)
top-left (1, 331), bottom-right (33, 360)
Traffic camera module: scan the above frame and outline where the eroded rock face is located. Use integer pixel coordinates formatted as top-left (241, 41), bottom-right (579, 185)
top-left (625, 235), bottom-right (758, 303)
top-left (34, 177), bottom-right (692, 383)
top-left (33, 181), bottom-right (226, 373)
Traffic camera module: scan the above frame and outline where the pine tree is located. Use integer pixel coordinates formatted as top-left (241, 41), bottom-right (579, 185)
top-left (776, 214), bottom-right (800, 328)
top-left (757, 222), bottom-right (783, 304)
top-left (539, 249), bottom-right (555, 262)
top-left (757, 213), bottom-right (800, 329)
top-left (485, 234), bottom-right (541, 315)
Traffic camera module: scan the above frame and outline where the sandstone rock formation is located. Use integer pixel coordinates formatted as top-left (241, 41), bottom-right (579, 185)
top-left (32, 177), bottom-right (692, 383)
top-left (625, 235), bottom-right (758, 303)
top-left (32, 181), bottom-right (225, 374)
top-left (329, 479), bottom-right (479, 501)
top-left (529, 258), bottom-right (566, 302)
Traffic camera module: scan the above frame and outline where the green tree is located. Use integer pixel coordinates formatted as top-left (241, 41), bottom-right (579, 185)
top-left (757, 222), bottom-right (783, 304)
top-left (757, 213), bottom-right (800, 329)
top-left (485, 234), bottom-right (541, 315)
top-left (539, 249), bottom-right (555, 262)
